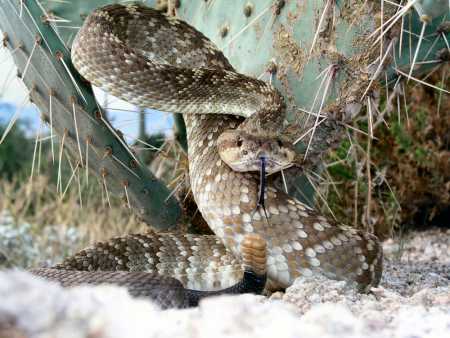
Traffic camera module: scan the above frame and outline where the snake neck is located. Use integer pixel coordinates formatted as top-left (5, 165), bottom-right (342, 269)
top-left (185, 113), bottom-right (257, 251)
top-left (185, 114), bottom-right (382, 291)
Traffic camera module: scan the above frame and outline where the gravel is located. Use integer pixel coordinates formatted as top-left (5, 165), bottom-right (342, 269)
top-left (0, 227), bottom-right (448, 338)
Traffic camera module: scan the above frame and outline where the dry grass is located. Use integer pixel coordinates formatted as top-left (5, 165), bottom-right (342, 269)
top-left (0, 175), bottom-right (148, 248)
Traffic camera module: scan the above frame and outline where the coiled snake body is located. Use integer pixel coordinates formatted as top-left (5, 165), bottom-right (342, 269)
top-left (33, 3), bottom-right (383, 305)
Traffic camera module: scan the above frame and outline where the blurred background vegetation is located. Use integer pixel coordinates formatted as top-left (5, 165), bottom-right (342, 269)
top-left (324, 72), bottom-right (449, 238)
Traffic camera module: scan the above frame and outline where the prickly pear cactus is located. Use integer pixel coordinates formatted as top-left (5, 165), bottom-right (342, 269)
top-left (175, 1), bottom-right (449, 155)
top-left (0, 0), bottom-right (448, 230)
top-left (0, 0), bottom-right (181, 229)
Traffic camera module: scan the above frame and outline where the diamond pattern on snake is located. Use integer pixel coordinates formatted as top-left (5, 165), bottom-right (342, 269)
top-left (32, 3), bottom-right (383, 304)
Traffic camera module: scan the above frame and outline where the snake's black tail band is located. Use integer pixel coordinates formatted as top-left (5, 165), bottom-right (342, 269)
top-left (185, 270), bottom-right (267, 307)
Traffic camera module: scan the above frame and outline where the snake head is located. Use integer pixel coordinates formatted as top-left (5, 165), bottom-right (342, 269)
top-left (217, 129), bottom-right (295, 174)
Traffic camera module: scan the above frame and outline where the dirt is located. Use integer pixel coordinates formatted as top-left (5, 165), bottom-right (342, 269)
top-left (0, 227), bottom-right (448, 338)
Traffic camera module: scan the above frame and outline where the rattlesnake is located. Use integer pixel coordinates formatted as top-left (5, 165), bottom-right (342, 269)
top-left (32, 233), bottom-right (268, 309)
top-left (33, 3), bottom-right (383, 304)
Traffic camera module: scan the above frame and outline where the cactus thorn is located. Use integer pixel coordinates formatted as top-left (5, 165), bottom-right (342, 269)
top-left (61, 157), bottom-right (79, 200)
top-left (437, 22), bottom-right (450, 34)
top-left (41, 11), bottom-right (70, 24)
top-left (165, 179), bottom-right (184, 203)
top-left (21, 38), bottom-right (39, 81)
top-left (56, 51), bottom-right (87, 104)
top-left (257, 59), bottom-right (277, 82)
top-left (82, 139), bottom-right (90, 186)
top-left (100, 167), bottom-right (108, 178)
top-left (437, 48), bottom-right (450, 61)
top-left (266, 59), bottom-right (278, 74)
top-left (205, 0), bottom-right (217, 10)
top-left (407, 20), bottom-right (427, 82)
top-left (76, 165), bottom-right (83, 209)
top-left (131, 134), bottom-right (162, 152)
top-left (304, 64), bottom-right (338, 159)
top-left (129, 159), bottom-right (138, 169)
top-left (166, 0), bottom-right (179, 17)
top-left (243, 3), bottom-right (253, 17)
top-left (361, 39), bottom-right (395, 100)
top-left (369, 0), bottom-right (418, 45)
top-left (366, 97), bottom-right (374, 139)
top-left (100, 168), bottom-right (111, 207)
top-left (57, 129), bottom-right (69, 193)
top-left (54, 50), bottom-right (63, 60)
top-left (219, 24), bottom-right (229, 38)
top-left (99, 114), bottom-right (141, 165)
top-left (115, 128), bottom-right (124, 141)
top-left (267, 59), bottom-right (277, 85)
top-left (94, 110), bottom-right (102, 120)
top-left (47, 89), bottom-right (55, 162)
top-left (436, 67), bottom-right (447, 116)
top-left (70, 96), bottom-right (84, 165)
top-left (400, 83), bottom-right (411, 129)
top-left (305, 172), bottom-right (337, 221)
top-left (309, 0), bottom-right (332, 57)
top-left (19, 0), bottom-right (24, 18)
top-left (441, 33), bottom-right (450, 53)
top-left (103, 146), bottom-right (113, 159)
top-left (2, 32), bottom-right (8, 47)
top-left (394, 67), bottom-right (450, 94)
top-left (122, 180), bottom-right (131, 208)
top-left (0, 91), bottom-right (30, 145)
top-left (224, 4), bottom-right (271, 48)
top-left (274, 0), bottom-right (285, 16)
top-left (30, 117), bottom-right (43, 185)
top-left (293, 117), bottom-right (327, 146)
top-left (112, 154), bottom-right (141, 180)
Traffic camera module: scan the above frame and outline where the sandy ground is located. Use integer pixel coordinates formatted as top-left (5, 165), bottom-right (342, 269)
top-left (0, 228), bottom-right (448, 338)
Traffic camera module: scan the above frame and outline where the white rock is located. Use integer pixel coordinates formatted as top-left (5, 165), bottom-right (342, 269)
top-left (0, 228), bottom-right (449, 338)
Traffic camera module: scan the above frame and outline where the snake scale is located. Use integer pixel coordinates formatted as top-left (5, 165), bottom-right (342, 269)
top-left (32, 233), bottom-right (268, 309)
top-left (32, 3), bottom-right (383, 306)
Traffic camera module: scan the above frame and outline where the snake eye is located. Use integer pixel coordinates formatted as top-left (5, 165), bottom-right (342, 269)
top-left (237, 137), bottom-right (243, 147)
top-left (242, 150), bottom-right (248, 155)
